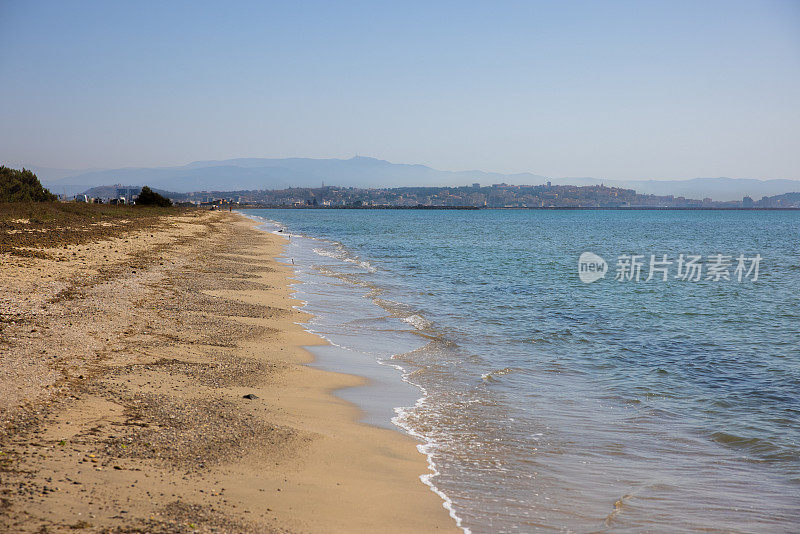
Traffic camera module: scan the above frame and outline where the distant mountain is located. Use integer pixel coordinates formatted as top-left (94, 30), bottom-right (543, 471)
top-left (32, 156), bottom-right (800, 201)
top-left (40, 156), bottom-right (547, 195)
top-left (59, 164), bottom-right (311, 195)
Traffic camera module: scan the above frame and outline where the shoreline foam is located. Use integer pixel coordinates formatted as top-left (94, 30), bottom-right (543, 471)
top-left (244, 212), bottom-right (470, 533)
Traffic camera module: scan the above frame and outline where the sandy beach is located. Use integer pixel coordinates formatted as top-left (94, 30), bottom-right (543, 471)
top-left (0, 209), bottom-right (457, 532)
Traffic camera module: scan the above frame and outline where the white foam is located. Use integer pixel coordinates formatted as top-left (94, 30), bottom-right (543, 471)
top-left (313, 246), bottom-right (377, 272)
top-left (313, 246), bottom-right (345, 260)
top-left (392, 377), bottom-right (472, 534)
top-left (401, 314), bottom-right (432, 331)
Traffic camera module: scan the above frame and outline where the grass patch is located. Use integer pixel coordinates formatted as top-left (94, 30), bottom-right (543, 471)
top-left (0, 202), bottom-right (192, 255)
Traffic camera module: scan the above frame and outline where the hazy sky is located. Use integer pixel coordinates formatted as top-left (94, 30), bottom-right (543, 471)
top-left (1, 1), bottom-right (798, 180)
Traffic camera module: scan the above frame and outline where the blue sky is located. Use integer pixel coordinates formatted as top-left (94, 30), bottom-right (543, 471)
top-left (1, 0), bottom-right (798, 180)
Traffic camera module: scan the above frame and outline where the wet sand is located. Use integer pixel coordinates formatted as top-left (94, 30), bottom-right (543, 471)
top-left (0, 209), bottom-right (457, 532)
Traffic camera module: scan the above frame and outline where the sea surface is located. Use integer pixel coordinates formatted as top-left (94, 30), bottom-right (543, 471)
top-left (243, 209), bottom-right (800, 533)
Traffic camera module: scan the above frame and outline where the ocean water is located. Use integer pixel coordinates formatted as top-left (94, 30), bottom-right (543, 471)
top-left (243, 209), bottom-right (800, 533)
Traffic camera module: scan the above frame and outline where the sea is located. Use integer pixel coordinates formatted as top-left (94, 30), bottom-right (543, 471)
top-left (242, 209), bottom-right (799, 533)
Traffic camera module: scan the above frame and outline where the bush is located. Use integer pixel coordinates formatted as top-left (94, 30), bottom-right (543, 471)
top-left (136, 186), bottom-right (172, 207)
top-left (0, 166), bottom-right (57, 202)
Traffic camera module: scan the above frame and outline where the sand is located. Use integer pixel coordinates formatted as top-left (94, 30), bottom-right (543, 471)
top-left (0, 209), bottom-right (458, 532)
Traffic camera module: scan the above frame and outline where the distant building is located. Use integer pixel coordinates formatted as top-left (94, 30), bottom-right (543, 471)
top-left (116, 186), bottom-right (142, 203)
top-left (472, 183), bottom-right (480, 190)
top-left (547, 181), bottom-right (552, 187)
top-left (742, 196), bottom-right (754, 208)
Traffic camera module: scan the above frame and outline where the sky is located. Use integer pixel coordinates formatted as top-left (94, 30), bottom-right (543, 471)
top-left (1, 0), bottom-right (798, 180)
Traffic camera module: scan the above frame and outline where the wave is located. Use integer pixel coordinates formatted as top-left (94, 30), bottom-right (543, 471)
top-left (312, 246), bottom-right (377, 272)
top-left (709, 431), bottom-right (797, 461)
top-left (373, 298), bottom-right (436, 331)
top-left (392, 377), bottom-right (472, 534)
top-left (481, 367), bottom-right (517, 383)
top-left (402, 314), bottom-right (432, 331)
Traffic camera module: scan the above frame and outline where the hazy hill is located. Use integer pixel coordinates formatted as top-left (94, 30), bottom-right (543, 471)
top-left (43, 157), bottom-right (547, 195)
top-left (49, 165), bottom-right (310, 196)
top-left (34, 156), bottom-right (800, 201)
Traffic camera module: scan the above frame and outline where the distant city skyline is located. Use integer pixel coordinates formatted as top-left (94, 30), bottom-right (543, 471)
top-left (1, 1), bottom-right (799, 181)
top-left (159, 183), bottom-right (800, 209)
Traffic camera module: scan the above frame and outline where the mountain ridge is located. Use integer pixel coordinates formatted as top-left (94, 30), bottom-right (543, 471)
top-left (32, 156), bottom-right (800, 201)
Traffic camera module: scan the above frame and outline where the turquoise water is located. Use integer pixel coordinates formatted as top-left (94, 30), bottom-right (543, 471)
top-left (244, 209), bottom-right (800, 533)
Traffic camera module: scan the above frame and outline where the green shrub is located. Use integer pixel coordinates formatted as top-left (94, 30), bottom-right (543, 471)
top-left (136, 186), bottom-right (172, 207)
top-left (0, 166), bottom-right (57, 202)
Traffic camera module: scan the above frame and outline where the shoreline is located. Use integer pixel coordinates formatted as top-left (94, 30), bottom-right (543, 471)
top-left (244, 214), bottom-right (423, 430)
top-left (245, 214), bottom-right (469, 532)
top-left (0, 209), bottom-right (458, 532)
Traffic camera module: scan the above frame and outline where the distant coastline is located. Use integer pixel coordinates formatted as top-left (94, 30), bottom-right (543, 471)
top-left (165, 184), bottom-right (800, 210)
top-left (39, 156), bottom-right (800, 202)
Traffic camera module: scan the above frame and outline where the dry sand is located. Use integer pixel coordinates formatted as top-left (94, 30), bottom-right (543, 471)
top-left (0, 209), bottom-right (458, 533)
